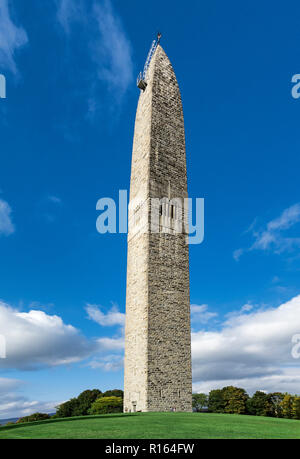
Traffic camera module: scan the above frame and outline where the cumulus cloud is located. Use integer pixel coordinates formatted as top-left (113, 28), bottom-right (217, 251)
top-left (191, 304), bottom-right (218, 324)
top-left (97, 335), bottom-right (125, 352)
top-left (192, 369), bottom-right (300, 396)
top-left (85, 303), bottom-right (125, 371)
top-left (0, 377), bottom-right (59, 419)
top-left (86, 296), bottom-right (300, 396)
top-left (88, 354), bottom-right (123, 372)
top-left (234, 204), bottom-right (300, 261)
top-left (86, 303), bottom-right (125, 327)
top-left (0, 198), bottom-right (15, 236)
top-left (192, 294), bottom-right (300, 394)
top-left (225, 303), bottom-right (256, 320)
top-left (240, 303), bottom-right (253, 312)
top-left (84, 302), bottom-right (125, 372)
top-left (0, 0), bottom-right (28, 74)
top-left (0, 300), bottom-right (127, 374)
top-left (0, 302), bottom-right (96, 370)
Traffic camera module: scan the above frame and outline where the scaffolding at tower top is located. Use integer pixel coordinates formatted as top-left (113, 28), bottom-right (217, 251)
top-left (137, 33), bottom-right (162, 91)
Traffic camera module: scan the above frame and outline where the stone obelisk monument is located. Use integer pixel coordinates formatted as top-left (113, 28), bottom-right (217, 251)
top-left (124, 38), bottom-right (192, 413)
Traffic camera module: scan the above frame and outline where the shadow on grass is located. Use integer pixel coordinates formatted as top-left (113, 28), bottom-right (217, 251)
top-left (0, 413), bottom-right (138, 432)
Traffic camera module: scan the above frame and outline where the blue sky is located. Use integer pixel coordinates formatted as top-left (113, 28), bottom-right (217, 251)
top-left (1, 0), bottom-right (300, 418)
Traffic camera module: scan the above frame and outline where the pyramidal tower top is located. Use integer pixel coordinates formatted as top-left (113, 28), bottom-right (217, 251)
top-left (124, 35), bottom-right (192, 413)
top-left (130, 35), bottom-right (188, 205)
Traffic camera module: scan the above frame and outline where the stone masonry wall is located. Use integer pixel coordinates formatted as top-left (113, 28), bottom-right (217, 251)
top-left (124, 45), bottom-right (192, 413)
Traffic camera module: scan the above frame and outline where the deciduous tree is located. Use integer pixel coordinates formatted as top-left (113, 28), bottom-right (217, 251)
top-left (192, 393), bottom-right (208, 412)
top-left (89, 396), bottom-right (123, 415)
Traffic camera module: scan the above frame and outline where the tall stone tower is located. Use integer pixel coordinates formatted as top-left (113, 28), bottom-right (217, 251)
top-left (124, 40), bottom-right (192, 413)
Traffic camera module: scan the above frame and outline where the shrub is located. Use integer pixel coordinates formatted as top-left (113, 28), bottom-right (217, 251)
top-left (16, 412), bottom-right (50, 424)
top-left (55, 388), bottom-right (123, 418)
top-left (89, 396), bottom-right (123, 415)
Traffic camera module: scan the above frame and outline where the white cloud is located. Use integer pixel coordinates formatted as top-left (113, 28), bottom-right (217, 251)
top-left (86, 304), bottom-right (125, 327)
top-left (240, 303), bottom-right (253, 312)
top-left (0, 302), bottom-right (96, 370)
top-left (0, 377), bottom-right (21, 394)
top-left (233, 248), bottom-right (244, 261)
top-left (92, 0), bottom-right (133, 97)
top-left (97, 336), bottom-right (125, 352)
top-left (234, 204), bottom-right (300, 260)
top-left (47, 195), bottom-right (62, 205)
top-left (267, 204), bottom-right (300, 232)
top-left (225, 303), bottom-right (255, 319)
top-left (87, 296), bottom-right (300, 396)
top-left (0, 378), bottom-right (59, 419)
top-left (88, 354), bottom-right (123, 372)
top-left (86, 303), bottom-right (125, 370)
top-left (191, 304), bottom-right (218, 324)
top-left (0, 0), bottom-right (28, 74)
top-left (0, 198), bottom-right (15, 236)
top-left (0, 300), bottom-right (127, 374)
top-left (56, 0), bottom-right (84, 34)
top-left (192, 294), bottom-right (300, 394)
top-left (192, 369), bottom-right (300, 396)
top-left (56, 0), bottom-right (133, 104)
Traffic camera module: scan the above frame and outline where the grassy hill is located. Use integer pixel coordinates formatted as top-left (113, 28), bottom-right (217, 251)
top-left (0, 412), bottom-right (299, 439)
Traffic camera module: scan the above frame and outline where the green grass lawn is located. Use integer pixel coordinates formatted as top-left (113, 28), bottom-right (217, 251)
top-left (0, 412), bottom-right (299, 439)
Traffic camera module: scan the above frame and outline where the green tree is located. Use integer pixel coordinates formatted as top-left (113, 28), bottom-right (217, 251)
top-left (291, 396), bottom-right (300, 420)
top-left (102, 389), bottom-right (124, 399)
top-left (56, 398), bottom-right (79, 418)
top-left (281, 394), bottom-right (294, 419)
top-left (266, 392), bottom-right (285, 418)
top-left (73, 389), bottom-right (102, 416)
top-left (16, 412), bottom-right (50, 423)
top-left (89, 396), bottom-right (123, 415)
top-left (208, 389), bottom-right (225, 413)
top-left (222, 386), bottom-right (249, 414)
top-left (192, 393), bottom-right (208, 412)
top-left (247, 391), bottom-right (268, 416)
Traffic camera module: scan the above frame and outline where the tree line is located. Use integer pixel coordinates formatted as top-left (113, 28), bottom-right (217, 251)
top-left (12, 389), bottom-right (124, 425)
top-left (193, 386), bottom-right (300, 419)
top-left (8, 386), bottom-right (300, 425)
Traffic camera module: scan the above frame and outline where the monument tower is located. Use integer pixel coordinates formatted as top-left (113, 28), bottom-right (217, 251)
top-left (124, 36), bottom-right (192, 412)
